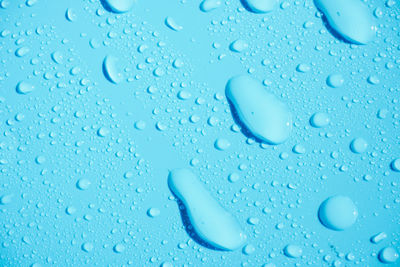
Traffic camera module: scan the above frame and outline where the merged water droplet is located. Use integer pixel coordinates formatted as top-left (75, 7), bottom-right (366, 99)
top-left (225, 75), bottom-right (292, 145)
top-left (168, 169), bottom-right (246, 251)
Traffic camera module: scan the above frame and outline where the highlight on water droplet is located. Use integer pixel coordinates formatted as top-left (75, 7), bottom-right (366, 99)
top-left (168, 168), bottom-right (246, 251)
top-left (225, 75), bottom-right (292, 145)
top-left (318, 195), bottom-right (358, 231)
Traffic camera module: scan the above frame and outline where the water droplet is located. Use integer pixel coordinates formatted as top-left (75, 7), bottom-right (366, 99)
top-left (350, 138), bottom-right (368, 154)
top-left (296, 63), bottom-right (311, 73)
top-left (113, 243), bottom-right (126, 253)
top-left (391, 158), bottom-right (400, 172)
top-left (318, 195), bottom-right (358, 231)
top-left (15, 46), bottom-right (30, 57)
top-left (314, 0), bottom-right (376, 44)
top-left (242, 244), bottom-right (256, 255)
top-left (367, 75), bottom-right (380, 85)
top-left (134, 120), bottom-right (146, 130)
top-left (65, 8), bottom-right (77, 22)
top-left (168, 169), bottom-right (246, 250)
top-left (76, 179), bottom-right (91, 190)
top-left (103, 0), bottom-right (134, 13)
top-left (326, 73), bottom-right (344, 88)
top-left (165, 17), bottom-right (183, 31)
top-left (283, 244), bottom-right (303, 258)
top-left (310, 112), bottom-right (330, 128)
top-left (103, 55), bottom-right (124, 84)
top-left (228, 172), bottom-right (240, 183)
top-left (230, 39), bottom-right (248, 53)
top-left (370, 232), bottom-right (387, 244)
top-left (225, 75), bottom-right (292, 144)
top-left (379, 247), bottom-right (399, 264)
top-left (97, 127), bottom-right (110, 137)
top-left (147, 208), bottom-right (160, 218)
top-left (16, 81), bottom-right (35, 94)
top-left (0, 194), bottom-right (13, 205)
top-left (214, 138), bottom-right (231, 151)
top-left (81, 242), bottom-right (94, 252)
top-left (242, 0), bottom-right (277, 13)
top-left (200, 0), bottom-right (221, 12)
top-left (51, 51), bottom-right (64, 64)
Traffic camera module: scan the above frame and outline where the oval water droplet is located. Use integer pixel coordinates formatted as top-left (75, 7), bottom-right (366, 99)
top-left (314, 0), bottom-right (376, 44)
top-left (168, 169), bottom-right (246, 251)
top-left (225, 75), bottom-right (292, 145)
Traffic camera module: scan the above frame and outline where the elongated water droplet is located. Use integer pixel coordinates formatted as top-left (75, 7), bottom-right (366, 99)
top-left (168, 169), bottom-right (246, 251)
top-left (225, 75), bottom-right (292, 145)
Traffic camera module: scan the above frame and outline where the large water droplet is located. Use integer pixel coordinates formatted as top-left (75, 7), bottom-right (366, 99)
top-left (168, 169), bottom-right (246, 251)
top-left (318, 195), bottom-right (358, 231)
top-left (314, 0), bottom-right (376, 44)
top-left (242, 0), bottom-right (278, 13)
top-left (225, 75), bottom-right (292, 145)
top-left (379, 247), bottom-right (399, 264)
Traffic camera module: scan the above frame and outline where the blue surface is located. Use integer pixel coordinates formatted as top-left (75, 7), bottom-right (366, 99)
top-left (0, 0), bottom-right (399, 266)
